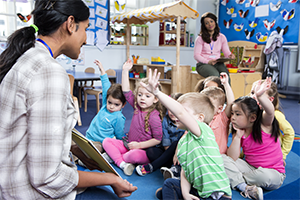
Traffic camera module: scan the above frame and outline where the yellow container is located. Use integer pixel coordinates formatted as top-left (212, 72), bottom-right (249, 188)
top-left (228, 68), bottom-right (238, 73)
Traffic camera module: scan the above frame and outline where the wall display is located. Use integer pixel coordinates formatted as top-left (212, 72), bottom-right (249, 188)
top-left (219, 0), bottom-right (299, 44)
top-left (84, 0), bottom-right (110, 51)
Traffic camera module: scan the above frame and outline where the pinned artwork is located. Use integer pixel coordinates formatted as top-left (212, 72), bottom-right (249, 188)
top-left (245, 29), bottom-right (255, 40)
top-left (250, 0), bottom-right (260, 7)
top-left (223, 19), bottom-right (233, 29)
top-left (276, 26), bottom-right (289, 36)
top-left (263, 19), bottom-right (276, 31)
top-left (281, 9), bottom-right (295, 21)
top-left (270, 1), bottom-right (282, 11)
top-left (226, 6), bottom-right (235, 15)
top-left (234, 23), bottom-right (244, 31)
top-left (249, 18), bottom-right (259, 28)
top-left (17, 13), bottom-right (32, 22)
top-left (236, 0), bottom-right (246, 4)
top-left (256, 32), bottom-right (268, 42)
top-left (239, 9), bottom-right (249, 18)
top-left (221, 0), bottom-right (229, 6)
top-left (288, 0), bottom-right (298, 3)
top-left (114, 0), bottom-right (126, 12)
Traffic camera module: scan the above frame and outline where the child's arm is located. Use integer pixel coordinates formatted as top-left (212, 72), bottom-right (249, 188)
top-left (122, 59), bottom-right (133, 92)
top-left (226, 129), bottom-right (244, 161)
top-left (94, 59), bottom-right (106, 75)
top-left (128, 138), bottom-right (161, 150)
top-left (141, 69), bottom-right (201, 137)
top-left (220, 72), bottom-right (235, 118)
top-left (180, 168), bottom-right (200, 200)
top-left (255, 77), bottom-right (274, 127)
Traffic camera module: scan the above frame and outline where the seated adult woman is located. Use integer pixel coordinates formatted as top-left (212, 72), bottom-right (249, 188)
top-left (194, 12), bottom-right (235, 84)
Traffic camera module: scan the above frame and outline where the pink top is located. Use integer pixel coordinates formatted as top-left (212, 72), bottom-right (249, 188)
top-left (124, 91), bottom-right (162, 143)
top-left (209, 111), bottom-right (229, 154)
top-left (194, 33), bottom-right (231, 64)
top-left (241, 130), bottom-right (285, 174)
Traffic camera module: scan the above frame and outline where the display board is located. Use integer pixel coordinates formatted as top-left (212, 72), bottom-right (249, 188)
top-left (84, 0), bottom-right (110, 51)
top-left (219, 0), bottom-right (299, 45)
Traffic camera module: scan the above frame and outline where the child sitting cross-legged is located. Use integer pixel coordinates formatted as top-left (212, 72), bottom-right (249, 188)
top-left (142, 69), bottom-right (232, 200)
top-left (102, 59), bottom-right (164, 176)
top-left (135, 93), bottom-right (186, 176)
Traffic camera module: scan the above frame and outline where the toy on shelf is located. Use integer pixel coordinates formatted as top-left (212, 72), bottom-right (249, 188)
top-left (151, 57), bottom-right (165, 65)
top-left (132, 55), bottom-right (140, 64)
top-left (137, 58), bottom-right (149, 65)
top-left (242, 55), bottom-right (255, 68)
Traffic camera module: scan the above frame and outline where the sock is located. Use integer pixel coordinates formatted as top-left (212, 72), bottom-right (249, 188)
top-left (119, 161), bottom-right (126, 169)
top-left (236, 183), bottom-right (247, 192)
top-left (144, 163), bottom-right (153, 173)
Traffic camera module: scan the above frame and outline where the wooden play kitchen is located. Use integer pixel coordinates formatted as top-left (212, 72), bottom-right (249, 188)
top-left (111, 1), bottom-right (199, 94)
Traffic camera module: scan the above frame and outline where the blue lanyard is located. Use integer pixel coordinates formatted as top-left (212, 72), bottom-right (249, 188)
top-left (209, 41), bottom-right (214, 54)
top-left (36, 38), bottom-right (53, 57)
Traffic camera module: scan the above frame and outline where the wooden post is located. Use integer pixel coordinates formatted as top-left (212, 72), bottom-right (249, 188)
top-left (126, 21), bottom-right (130, 60)
top-left (175, 16), bottom-right (181, 92)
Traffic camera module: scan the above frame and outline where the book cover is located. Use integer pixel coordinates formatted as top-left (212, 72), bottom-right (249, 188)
top-left (72, 128), bottom-right (120, 177)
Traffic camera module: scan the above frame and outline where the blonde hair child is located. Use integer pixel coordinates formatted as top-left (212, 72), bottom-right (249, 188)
top-left (102, 59), bottom-right (164, 176)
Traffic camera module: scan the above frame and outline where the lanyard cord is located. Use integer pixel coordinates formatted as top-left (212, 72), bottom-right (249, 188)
top-left (209, 41), bottom-right (214, 54)
top-left (36, 38), bottom-right (53, 57)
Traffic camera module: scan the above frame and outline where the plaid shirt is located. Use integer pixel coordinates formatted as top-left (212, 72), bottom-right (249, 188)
top-left (0, 42), bottom-right (78, 199)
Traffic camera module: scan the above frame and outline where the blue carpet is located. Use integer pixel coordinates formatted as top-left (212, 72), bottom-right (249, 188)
top-left (75, 98), bottom-right (300, 200)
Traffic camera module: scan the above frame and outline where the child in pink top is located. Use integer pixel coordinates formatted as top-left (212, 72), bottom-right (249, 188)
top-left (102, 59), bottom-right (164, 176)
top-left (222, 77), bottom-right (285, 200)
top-left (200, 73), bottom-right (234, 154)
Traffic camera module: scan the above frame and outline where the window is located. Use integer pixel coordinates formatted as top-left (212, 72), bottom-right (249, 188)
top-left (0, 0), bottom-right (34, 40)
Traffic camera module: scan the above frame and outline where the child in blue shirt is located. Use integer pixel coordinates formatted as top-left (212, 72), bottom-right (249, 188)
top-left (85, 60), bottom-right (126, 152)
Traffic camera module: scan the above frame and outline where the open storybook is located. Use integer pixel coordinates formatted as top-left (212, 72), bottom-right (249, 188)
top-left (72, 128), bottom-right (121, 177)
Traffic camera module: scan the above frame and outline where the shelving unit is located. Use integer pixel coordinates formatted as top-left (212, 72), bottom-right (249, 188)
top-left (159, 20), bottom-right (186, 46)
top-left (129, 64), bottom-right (191, 95)
top-left (228, 41), bottom-right (265, 72)
top-left (110, 24), bottom-right (149, 46)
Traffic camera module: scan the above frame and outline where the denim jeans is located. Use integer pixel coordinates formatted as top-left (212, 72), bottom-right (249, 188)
top-left (162, 178), bottom-right (231, 200)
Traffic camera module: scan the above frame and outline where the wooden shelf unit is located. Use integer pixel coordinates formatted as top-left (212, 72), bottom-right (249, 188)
top-left (129, 64), bottom-right (191, 95)
top-left (228, 41), bottom-right (265, 72)
top-left (110, 24), bottom-right (149, 46)
top-left (159, 20), bottom-right (187, 47)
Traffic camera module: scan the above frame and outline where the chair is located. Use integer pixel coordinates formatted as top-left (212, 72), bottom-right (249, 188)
top-left (77, 67), bottom-right (96, 108)
top-left (68, 74), bottom-right (82, 126)
top-left (84, 69), bottom-right (116, 113)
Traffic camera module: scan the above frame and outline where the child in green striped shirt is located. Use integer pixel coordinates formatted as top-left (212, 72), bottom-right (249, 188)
top-left (141, 69), bottom-right (232, 200)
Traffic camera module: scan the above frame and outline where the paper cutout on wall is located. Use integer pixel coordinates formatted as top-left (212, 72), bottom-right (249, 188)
top-left (236, 0), bottom-right (246, 4)
top-left (281, 9), bottom-right (295, 21)
top-left (263, 19), bottom-right (276, 31)
top-left (276, 26), bottom-right (288, 36)
top-left (256, 32), bottom-right (268, 42)
top-left (226, 6), bottom-right (235, 15)
top-left (234, 23), bottom-right (244, 31)
top-left (250, 0), bottom-right (260, 7)
top-left (221, 0), bottom-right (229, 6)
top-left (288, 0), bottom-right (298, 3)
top-left (249, 18), bottom-right (259, 28)
top-left (224, 19), bottom-right (233, 29)
top-left (245, 29), bottom-right (255, 40)
top-left (239, 9), bottom-right (249, 18)
top-left (17, 13), bottom-right (31, 22)
top-left (270, 1), bottom-right (281, 11)
top-left (115, 0), bottom-right (126, 12)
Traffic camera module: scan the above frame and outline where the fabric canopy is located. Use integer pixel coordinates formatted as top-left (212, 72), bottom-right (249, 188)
top-left (111, 1), bottom-right (199, 24)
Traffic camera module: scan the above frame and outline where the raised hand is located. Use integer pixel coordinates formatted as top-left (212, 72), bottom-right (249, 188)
top-left (220, 72), bottom-right (229, 85)
top-left (140, 68), bottom-right (161, 95)
top-left (94, 59), bottom-right (105, 75)
top-left (254, 77), bottom-right (271, 98)
top-left (122, 58), bottom-right (133, 71)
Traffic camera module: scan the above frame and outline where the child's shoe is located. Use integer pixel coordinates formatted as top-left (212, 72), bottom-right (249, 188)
top-left (155, 187), bottom-right (162, 200)
top-left (102, 152), bottom-right (113, 163)
top-left (136, 164), bottom-right (153, 176)
top-left (123, 163), bottom-right (135, 176)
top-left (160, 165), bottom-right (181, 180)
top-left (240, 185), bottom-right (263, 200)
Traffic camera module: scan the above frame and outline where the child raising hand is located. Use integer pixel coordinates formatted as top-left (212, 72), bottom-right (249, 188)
top-left (222, 77), bottom-right (285, 200)
top-left (102, 59), bottom-right (164, 176)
